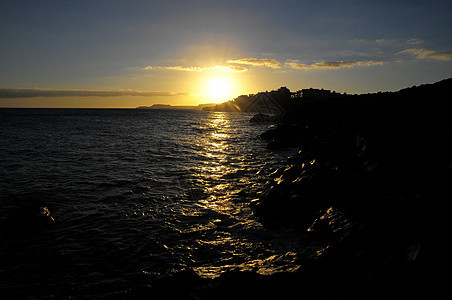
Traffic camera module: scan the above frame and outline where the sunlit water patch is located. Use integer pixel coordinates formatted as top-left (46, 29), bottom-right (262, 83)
top-left (0, 108), bottom-right (307, 298)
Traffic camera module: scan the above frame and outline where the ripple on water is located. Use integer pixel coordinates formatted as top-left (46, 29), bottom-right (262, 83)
top-left (0, 109), bottom-right (304, 298)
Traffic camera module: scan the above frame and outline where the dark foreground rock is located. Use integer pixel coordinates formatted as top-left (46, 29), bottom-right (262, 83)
top-left (249, 112), bottom-right (276, 124)
top-left (247, 78), bottom-right (451, 298)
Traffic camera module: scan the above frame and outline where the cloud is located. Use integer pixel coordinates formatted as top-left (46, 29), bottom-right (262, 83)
top-left (405, 38), bottom-right (423, 45)
top-left (227, 58), bottom-right (281, 68)
top-left (144, 65), bottom-right (247, 72)
top-left (285, 60), bottom-right (383, 70)
top-left (0, 89), bottom-right (188, 98)
top-left (145, 57), bottom-right (383, 74)
top-left (375, 38), bottom-right (387, 44)
top-left (285, 60), bottom-right (309, 69)
top-left (399, 48), bottom-right (452, 61)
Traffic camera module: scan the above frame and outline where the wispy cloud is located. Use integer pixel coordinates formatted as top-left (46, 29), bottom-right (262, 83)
top-left (0, 89), bottom-right (188, 98)
top-left (144, 57), bottom-right (384, 74)
top-left (144, 65), bottom-right (247, 72)
top-left (227, 58), bottom-right (281, 68)
top-left (146, 58), bottom-right (282, 72)
top-left (405, 38), bottom-right (423, 45)
top-left (284, 60), bottom-right (309, 69)
top-left (398, 48), bottom-right (452, 61)
top-left (285, 60), bottom-right (383, 70)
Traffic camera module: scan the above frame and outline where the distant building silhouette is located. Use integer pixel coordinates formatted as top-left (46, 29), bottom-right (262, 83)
top-left (202, 85), bottom-right (345, 112)
top-left (291, 88), bottom-right (342, 100)
top-left (277, 86), bottom-right (291, 95)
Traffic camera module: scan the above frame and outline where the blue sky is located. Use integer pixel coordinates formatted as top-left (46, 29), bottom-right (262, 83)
top-left (1, 0), bottom-right (452, 107)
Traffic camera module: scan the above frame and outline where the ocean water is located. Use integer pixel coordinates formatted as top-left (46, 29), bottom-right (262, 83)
top-left (0, 108), bottom-right (305, 298)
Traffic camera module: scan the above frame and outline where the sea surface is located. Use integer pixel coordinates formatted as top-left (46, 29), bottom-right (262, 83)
top-left (0, 108), bottom-right (307, 298)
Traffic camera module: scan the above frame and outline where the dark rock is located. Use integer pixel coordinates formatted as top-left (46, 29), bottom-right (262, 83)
top-left (249, 113), bottom-right (274, 124)
top-left (265, 140), bottom-right (287, 150)
top-left (286, 150), bottom-right (305, 165)
top-left (259, 128), bottom-right (277, 140)
top-left (248, 78), bottom-right (452, 297)
top-left (307, 206), bottom-right (353, 240)
top-left (281, 165), bottom-right (302, 182)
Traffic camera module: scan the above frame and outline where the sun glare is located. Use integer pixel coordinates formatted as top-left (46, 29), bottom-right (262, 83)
top-left (208, 78), bottom-right (231, 102)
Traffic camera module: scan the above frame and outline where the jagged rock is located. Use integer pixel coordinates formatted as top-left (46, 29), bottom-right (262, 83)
top-left (307, 207), bottom-right (353, 240)
top-left (249, 113), bottom-right (274, 124)
top-left (281, 165), bottom-right (302, 182)
top-left (259, 128), bottom-right (277, 140)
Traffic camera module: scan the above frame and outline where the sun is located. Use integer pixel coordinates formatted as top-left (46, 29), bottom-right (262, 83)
top-left (208, 78), bottom-right (231, 102)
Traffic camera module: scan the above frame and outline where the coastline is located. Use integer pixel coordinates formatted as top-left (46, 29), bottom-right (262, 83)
top-left (132, 78), bottom-right (451, 299)
top-left (1, 79), bottom-right (449, 299)
top-left (251, 78), bottom-right (450, 297)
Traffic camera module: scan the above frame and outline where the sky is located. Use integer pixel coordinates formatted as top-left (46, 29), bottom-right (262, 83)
top-left (1, 0), bottom-right (452, 108)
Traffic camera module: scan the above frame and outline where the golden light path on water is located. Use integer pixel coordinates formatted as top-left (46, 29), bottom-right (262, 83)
top-left (182, 112), bottom-right (305, 278)
top-left (198, 112), bottom-right (234, 212)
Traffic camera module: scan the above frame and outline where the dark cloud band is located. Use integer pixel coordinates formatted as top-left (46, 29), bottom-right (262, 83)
top-left (0, 89), bottom-right (188, 98)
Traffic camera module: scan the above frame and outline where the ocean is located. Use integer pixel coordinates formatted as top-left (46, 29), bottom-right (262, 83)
top-left (0, 108), bottom-right (305, 298)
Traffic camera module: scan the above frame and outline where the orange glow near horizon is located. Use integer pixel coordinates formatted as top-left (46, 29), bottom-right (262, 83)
top-left (0, 65), bottom-right (257, 108)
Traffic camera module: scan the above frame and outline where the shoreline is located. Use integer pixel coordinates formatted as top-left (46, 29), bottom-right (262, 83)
top-left (250, 78), bottom-right (450, 297)
top-left (252, 78), bottom-right (450, 297)
top-left (2, 79), bottom-right (449, 299)
top-left (133, 78), bottom-right (451, 299)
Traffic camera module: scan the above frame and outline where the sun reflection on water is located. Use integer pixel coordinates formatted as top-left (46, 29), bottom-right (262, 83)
top-left (195, 112), bottom-right (237, 212)
top-left (0, 108), bottom-right (307, 295)
top-left (186, 112), bottom-right (305, 278)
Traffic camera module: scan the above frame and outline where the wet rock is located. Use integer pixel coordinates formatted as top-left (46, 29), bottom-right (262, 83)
top-left (405, 242), bottom-right (421, 262)
top-left (266, 139), bottom-right (290, 150)
top-left (281, 165), bottom-right (302, 182)
top-left (251, 178), bottom-right (329, 227)
top-left (259, 128), bottom-right (277, 140)
top-left (286, 150), bottom-right (305, 165)
top-left (307, 207), bottom-right (353, 240)
top-left (249, 113), bottom-right (275, 124)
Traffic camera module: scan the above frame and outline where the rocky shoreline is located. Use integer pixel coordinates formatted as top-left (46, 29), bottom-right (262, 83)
top-left (129, 79), bottom-right (451, 299)
top-left (247, 79), bottom-right (451, 298)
